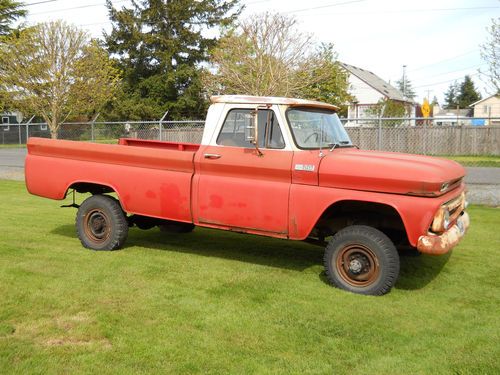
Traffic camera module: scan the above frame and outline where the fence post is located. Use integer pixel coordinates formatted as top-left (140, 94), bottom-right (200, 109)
top-left (90, 113), bottom-right (100, 142)
top-left (159, 110), bottom-right (169, 141)
top-left (422, 119), bottom-right (427, 155)
top-left (25, 115), bottom-right (35, 144)
top-left (377, 105), bottom-right (386, 150)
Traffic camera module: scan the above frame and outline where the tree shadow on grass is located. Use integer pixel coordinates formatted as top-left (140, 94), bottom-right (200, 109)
top-left (51, 224), bottom-right (324, 272)
top-left (51, 224), bottom-right (451, 288)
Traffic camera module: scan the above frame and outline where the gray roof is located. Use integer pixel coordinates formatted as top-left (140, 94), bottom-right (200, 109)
top-left (434, 108), bottom-right (472, 117)
top-left (340, 62), bottom-right (411, 103)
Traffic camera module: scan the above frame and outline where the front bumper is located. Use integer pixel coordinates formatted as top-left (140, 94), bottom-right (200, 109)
top-left (417, 211), bottom-right (470, 255)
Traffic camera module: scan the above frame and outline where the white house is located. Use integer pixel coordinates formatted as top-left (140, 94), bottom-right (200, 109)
top-left (469, 95), bottom-right (500, 125)
top-left (340, 62), bottom-right (415, 119)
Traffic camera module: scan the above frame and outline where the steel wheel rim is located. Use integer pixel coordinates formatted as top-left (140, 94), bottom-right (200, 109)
top-left (84, 209), bottom-right (111, 244)
top-left (335, 244), bottom-right (380, 287)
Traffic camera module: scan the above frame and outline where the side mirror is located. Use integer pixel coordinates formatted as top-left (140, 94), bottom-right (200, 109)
top-left (245, 109), bottom-right (258, 144)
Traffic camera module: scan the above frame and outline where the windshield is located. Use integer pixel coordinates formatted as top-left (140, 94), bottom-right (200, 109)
top-left (287, 107), bottom-right (352, 149)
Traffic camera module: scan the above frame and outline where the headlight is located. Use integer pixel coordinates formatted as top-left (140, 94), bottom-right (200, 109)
top-left (431, 207), bottom-right (450, 233)
top-left (443, 209), bottom-right (450, 230)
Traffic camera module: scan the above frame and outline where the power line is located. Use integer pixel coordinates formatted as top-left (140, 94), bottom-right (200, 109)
top-left (416, 63), bottom-right (488, 81)
top-left (286, 0), bottom-right (369, 14)
top-left (24, 0), bottom-right (62, 6)
top-left (414, 72), bottom-right (480, 89)
top-left (408, 50), bottom-right (479, 73)
top-left (299, 6), bottom-right (500, 16)
top-left (29, 0), bottom-right (128, 16)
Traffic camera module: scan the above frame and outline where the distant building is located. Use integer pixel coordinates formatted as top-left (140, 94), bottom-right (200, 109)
top-left (340, 62), bottom-right (415, 119)
top-left (431, 107), bottom-right (472, 126)
top-left (469, 95), bottom-right (500, 125)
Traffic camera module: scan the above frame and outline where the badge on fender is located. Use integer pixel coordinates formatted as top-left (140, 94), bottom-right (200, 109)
top-left (294, 164), bottom-right (315, 172)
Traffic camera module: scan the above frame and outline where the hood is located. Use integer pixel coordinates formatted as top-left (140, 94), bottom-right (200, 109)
top-left (319, 148), bottom-right (465, 196)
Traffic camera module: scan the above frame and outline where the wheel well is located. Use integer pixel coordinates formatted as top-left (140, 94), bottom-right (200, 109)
top-left (68, 182), bottom-right (115, 196)
top-left (312, 200), bottom-right (408, 246)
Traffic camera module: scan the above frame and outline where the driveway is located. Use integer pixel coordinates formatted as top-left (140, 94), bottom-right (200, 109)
top-left (0, 148), bottom-right (26, 181)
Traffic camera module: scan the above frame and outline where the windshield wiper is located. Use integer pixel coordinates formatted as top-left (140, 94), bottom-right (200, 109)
top-left (328, 141), bottom-right (353, 152)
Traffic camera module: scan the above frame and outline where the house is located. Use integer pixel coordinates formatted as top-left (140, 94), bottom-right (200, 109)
top-left (469, 94), bottom-right (500, 125)
top-left (431, 106), bottom-right (472, 126)
top-left (0, 111), bottom-right (47, 144)
top-left (1, 111), bottom-right (20, 128)
top-left (340, 62), bottom-right (415, 119)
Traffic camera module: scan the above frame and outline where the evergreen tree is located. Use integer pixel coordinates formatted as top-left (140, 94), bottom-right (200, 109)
top-left (457, 75), bottom-right (481, 108)
top-left (0, 0), bottom-right (26, 36)
top-left (443, 82), bottom-right (459, 109)
top-left (395, 75), bottom-right (416, 100)
top-left (104, 0), bottom-right (240, 120)
top-left (430, 95), bottom-right (439, 107)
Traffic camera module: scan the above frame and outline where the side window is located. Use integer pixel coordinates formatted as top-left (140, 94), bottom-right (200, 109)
top-left (2, 117), bottom-right (9, 131)
top-left (217, 109), bottom-right (250, 147)
top-left (217, 109), bottom-right (285, 149)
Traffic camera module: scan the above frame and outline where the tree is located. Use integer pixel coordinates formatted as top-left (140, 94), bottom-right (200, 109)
top-left (430, 95), bottom-right (439, 107)
top-left (0, 21), bottom-right (121, 138)
top-left (104, 0), bottom-right (240, 120)
top-left (205, 12), bottom-right (351, 108)
top-left (296, 43), bottom-right (352, 113)
top-left (443, 81), bottom-right (459, 109)
top-left (480, 17), bottom-right (500, 93)
top-left (0, 0), bottom-right (26, 36)
top-left (366, 98), bottom-right (407, 120)
top-left (395, 74), bottom-right (416, 100)
top-left (457, 75), bottom-right (481, 108)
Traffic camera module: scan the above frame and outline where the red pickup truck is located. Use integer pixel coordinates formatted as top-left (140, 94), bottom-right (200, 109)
top-left (25, 95), bottom-right (470, 295)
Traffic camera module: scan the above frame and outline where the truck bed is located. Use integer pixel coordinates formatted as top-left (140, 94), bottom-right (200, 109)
top-left (25, 137), bottom-right (199, 222)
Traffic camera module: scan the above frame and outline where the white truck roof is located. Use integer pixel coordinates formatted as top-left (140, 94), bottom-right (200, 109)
top-left (210, 95), bottom-right (339, 111)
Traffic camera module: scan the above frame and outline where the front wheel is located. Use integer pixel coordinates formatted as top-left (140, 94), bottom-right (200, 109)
top-left (76, 195), bottom-right (128, 250)
top-left (324, 225), bottom-right (400, 295)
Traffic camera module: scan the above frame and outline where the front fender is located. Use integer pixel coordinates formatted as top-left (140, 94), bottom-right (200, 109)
top-left (288, 184), bottom-right (466, 247)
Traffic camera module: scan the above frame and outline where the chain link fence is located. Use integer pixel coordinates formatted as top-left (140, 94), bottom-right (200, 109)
top-left (1, 117), bottom-right (499, 167)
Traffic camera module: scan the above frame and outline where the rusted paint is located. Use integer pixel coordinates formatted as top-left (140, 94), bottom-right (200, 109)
top-left (417, 212), bottom-right (470, 255)
top-left (430, 192), bottom-right (466, 233)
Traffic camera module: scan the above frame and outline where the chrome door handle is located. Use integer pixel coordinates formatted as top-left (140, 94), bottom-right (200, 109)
top-left (204, 153), bottom-right (222, 159)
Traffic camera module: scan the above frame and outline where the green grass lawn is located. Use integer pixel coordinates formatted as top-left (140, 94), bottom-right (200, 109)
top-left (0, 144), bottom-right (25, 149)
top-left (0, 180), bottom-right (499, 374)
top-left (437, 155), bottom-right (500, 167)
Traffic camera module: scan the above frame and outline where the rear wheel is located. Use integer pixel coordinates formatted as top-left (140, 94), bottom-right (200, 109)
top-left (76, 195), bottom-right (128, 250)
top-left (324, 225), bottom-right (400, 295)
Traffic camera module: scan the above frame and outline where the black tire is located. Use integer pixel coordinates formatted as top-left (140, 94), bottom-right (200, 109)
top-left (158, 221), bottom-right (195, 233)
top-left (76, 195), bottom-right (128, 250)
top-left (324, 225), bottom-right (400, 296)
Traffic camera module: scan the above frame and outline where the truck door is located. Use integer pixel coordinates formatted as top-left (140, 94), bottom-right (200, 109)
top-left (194, 107), bottom-right (292, 235)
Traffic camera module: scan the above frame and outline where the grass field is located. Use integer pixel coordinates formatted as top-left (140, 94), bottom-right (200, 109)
top-left (0, 180), bottom-right (499, 374)
top-left (437, 155), bottom-right (500, 167)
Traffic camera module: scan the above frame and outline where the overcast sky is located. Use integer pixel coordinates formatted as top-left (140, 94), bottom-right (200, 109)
top-left (22, 0), bottom-right (500, 105)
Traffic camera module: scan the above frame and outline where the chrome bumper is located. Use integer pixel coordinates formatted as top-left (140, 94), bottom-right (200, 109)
top-left (417, 211), bottom-right (470, 255)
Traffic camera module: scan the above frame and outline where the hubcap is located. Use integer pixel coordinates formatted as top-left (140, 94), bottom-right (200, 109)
top-left (84, 209), bottom-right (110, 243)
top-left (335, 244), bottom-right (380, 287)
